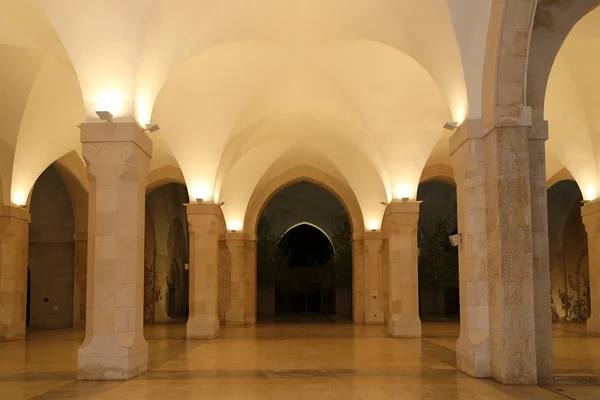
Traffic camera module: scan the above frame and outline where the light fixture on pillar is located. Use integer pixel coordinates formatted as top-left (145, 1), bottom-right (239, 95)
top-left (145, 123), bottom-right (159, 133)
top-left (367, 220), bottom-right (378, 232)
top-left (217, 202), bottom-right (225, 207)
top-left (95, 111), bottom-right (113, 122)
top-left (195, 198), bottom-right (204, 204)
top-left (449, 234), bottom-right (462, 247)
top-left (228, 220), bottom-right (242, 233)
top-left (443, 121), bottom-right (458, 131)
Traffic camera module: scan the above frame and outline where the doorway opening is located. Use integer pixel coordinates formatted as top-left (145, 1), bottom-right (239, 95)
top-left (256, 181), bottom-right (352, 323)
top-left (27, 165), bottom-right (75, 331)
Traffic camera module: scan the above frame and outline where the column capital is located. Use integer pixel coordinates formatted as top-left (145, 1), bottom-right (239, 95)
top-left (582, 199), bottom-right (600, 218)
top-left (80, 121), bottom-right (153, 158)
top-left (581, 200), bottom-right (600, 234)
top-left (449, 119), bottom-right (484, 156)
top-left (0, 206), bottom-right (30, 223)
top-left (226, 232), bottom-right (245, 247)
top-left (363, 230), bottom-right (383, 242)
top-left (186, 202), bottom-right (221, 216)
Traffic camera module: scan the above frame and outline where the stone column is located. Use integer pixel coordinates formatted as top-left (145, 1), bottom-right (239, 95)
top-left (73, 231), bottom-right (88, 328)
top-left (528, 120), bottom-right (554, 383)
top-left (186, 202), bottom-right (221, 339)
top-left (352, 238), bottom-right (365, 323)
top-left (0, 206), bottom-right (30, 341)
top-left (485, 124), bottom-right (537, 384)
top-left (450, 120), bottom-right (491, 378)
top-left (582, 200), bottom-right (600, 336)
top-left (384, 200), bottom-right (421, 338)
top-left (77, 122), bottom-right (151, 380)
top-left (363, 231), bottom-right (384, 324)
top-left (244, 236), bottom-right (257, 324)
top-left (225, 232), bottom-right (245, 325)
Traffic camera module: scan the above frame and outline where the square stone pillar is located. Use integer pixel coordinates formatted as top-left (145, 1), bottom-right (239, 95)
top-left (77, 122), bottom-right (152, 380)
top-left (383, 200), bottom-right (421, 338)
top-left (352, 238), bottom-right (365, 323)
top-left (528, 120), bottom-right (554, 383)
top-left (73, 232), bottom-right (88, 328)
top-left (225, 232), bottom-right (245, 325)
top-left (484, 124), bottom-right (538, 384)
top-left (244, 235), bottom-right (257, 324)
top-left (0, 206), bottom-right (30, 341)
top-left (186, 203), bottom-right (221, 339)
top-left (582, 200), bottom-right (600, 336)
top-left (363, 231), bottom-right (384, 324)
top-left (450, 120), bottom-right (491, 378)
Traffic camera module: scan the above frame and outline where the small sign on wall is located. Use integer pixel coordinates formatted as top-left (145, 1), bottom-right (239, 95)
top-left (184, 263), bottom-right (189, 270)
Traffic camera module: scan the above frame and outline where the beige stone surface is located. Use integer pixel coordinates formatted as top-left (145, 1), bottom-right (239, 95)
top-left (351, 239), bottom-right (365, 324)
top-left (582, 199), bottom-right (600, 336)
top-left (485, 125), bottom-right (538, 384)
top-left (244, 237), bottom-right (257, 324)
top-left (77, 122), bottom-right (151, 380)
top-left (2, 323), bottom-right (600, 399)
top-left (186, 202), bottom-right (222, 339)
top-left (362, 232), bottom-right (384, 324)
top-left (0, 206), bottom-right (30, 341)
top-left (450, 120), bottom-right (492, 378)
top-left (383, 200), bottom-right (421, 338)
top-left (225, 232), bottom-right (245, 325)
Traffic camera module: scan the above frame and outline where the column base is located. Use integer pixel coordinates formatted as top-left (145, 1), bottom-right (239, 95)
top-left (365, 310), bottom-right (384, 325)
top-left (0, 320), bottom-right (25, 342)
top-left (587, 314), bottom-right (600, 336)
top-left (187, 315), bottom-right (220, 339)
top-left (225, 309), bottom-right (245, 326)
top-left (388, 314), bottom-right (421, 338)
top-left (456, 332), bottom-right (491, 378)
top-left (77, 333), bottom-right (148, 380)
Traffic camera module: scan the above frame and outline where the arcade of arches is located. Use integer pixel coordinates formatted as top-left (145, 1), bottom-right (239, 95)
top-left (2, 0), bottom-right (600, 394)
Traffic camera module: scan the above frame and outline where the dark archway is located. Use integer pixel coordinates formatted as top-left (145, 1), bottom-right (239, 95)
top-left (547, 180), bottom-right (589, 322)
top-left (256, 181), bottom-right (352, 323)
top-left (144, 183), bottom-right (189, 324)
top-left (416, 180), bottom-right (459, 320)
top-left (276, 224), bottom-right (334, 315)
top-left (27, 165), bottom-right (75, 330)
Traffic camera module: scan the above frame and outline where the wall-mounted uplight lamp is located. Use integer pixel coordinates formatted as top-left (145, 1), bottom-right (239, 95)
top-left (145, 123), bottom-right (159, 133)
top-left (367, 221), bottom-right (378, 232)
top-left (443, 122), bottom-right (458, 131)
top-left (96, 111), bottom-right (113, 122)
top-left (449, 234), bottom-right (462, 247)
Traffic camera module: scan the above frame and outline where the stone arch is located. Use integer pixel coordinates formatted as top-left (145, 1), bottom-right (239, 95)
top-left (483, 0), bottom-right (598, 124)
top-left (147, 165), bottom-right (187, 194)
top-left (244, 165), bottom-right (365, 240)
top-left (419, 164), bottom-right (456, 188)
top-left (27, 165), bottom-right (75, 330)
top-left (245, 166), bottom-right (361, 323)
top-left (279, 222), bottom-right (335, 254)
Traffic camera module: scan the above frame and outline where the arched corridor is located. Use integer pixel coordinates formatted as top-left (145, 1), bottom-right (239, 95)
top-left (255, 181), bottom-right (352, 322)
top-left (3, 0), bottom-right (600, 397)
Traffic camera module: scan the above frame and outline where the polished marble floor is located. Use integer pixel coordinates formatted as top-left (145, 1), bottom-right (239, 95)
top-left (1, 322), bottom-right (599, 399)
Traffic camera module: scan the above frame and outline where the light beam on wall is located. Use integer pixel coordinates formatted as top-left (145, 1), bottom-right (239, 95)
top-left (12, 191), bottom-right (27, 207)
top-left (191, 182), bottom-right (212, 203)
top-left (367, 220), bottom-right (379, 231)
top-left (94, 89), bottom-right (125, 118)
top-left (394, 184), bottom-right (413, 200)
top-left (584, 184), bottom-right (598, 201)
top-left (228, 219), bottom-right (242, 232)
